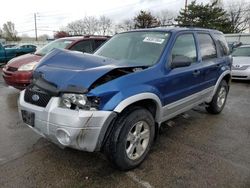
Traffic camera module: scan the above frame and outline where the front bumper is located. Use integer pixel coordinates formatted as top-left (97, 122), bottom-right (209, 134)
top-left (2, 67), bottom-right (32, 89)
top-left (18, 90), bottom-right (116, 152)
top-left (231, 69), bottom-right (250, 80)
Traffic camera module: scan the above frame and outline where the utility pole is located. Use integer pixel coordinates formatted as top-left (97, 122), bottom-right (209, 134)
top-left (34, 13), bottom-right (38, 41)
top-left (184, 0), bottom-right (188, 22)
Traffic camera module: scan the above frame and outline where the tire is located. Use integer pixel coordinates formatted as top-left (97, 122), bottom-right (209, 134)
top-left (206, 80), bottom-right (229, 114)
top-left (104, 106), bottom-right (155, 170)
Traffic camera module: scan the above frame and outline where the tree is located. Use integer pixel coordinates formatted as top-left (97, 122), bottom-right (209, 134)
top-left (2, 21), bottom-right (18, 41)
top-left (54, 31), bottom-right (70, 39)
top-left (0, 28), bottom-right (2, 38)
top-left (226, 1), bottom-right (250, 33)
top-left (134, 10), bottom-right (160, 28)
top-left (156, 10), bottom-right (176, 26)
top-left (66, 19), bottom-right (85, 35)
top-left (117, 19), bottom-right (135, 32)
top-left (98, 16), bottom-right (112, 35)
top-left (175, 0), bottom-right (233, 33)
top-left (82, 16), bottom-right (99, 35)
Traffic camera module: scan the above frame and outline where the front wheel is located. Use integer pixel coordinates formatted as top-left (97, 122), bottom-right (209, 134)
top-left (104, 107), bottom-right (155, 170)
top-left (206, 80), bottom-right (229, 114)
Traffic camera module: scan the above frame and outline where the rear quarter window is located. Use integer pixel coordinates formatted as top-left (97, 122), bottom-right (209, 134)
top-left (214, 34), bottom-right (229, 56)
top-left (198, 33), bottom-right (217, 60)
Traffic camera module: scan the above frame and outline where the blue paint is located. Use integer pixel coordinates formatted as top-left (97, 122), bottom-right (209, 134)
top-left (33, 28), bottom-right (232, 111)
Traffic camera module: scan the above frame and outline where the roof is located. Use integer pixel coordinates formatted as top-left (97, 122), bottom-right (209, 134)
top-left (58, 35), bottom-right (110, 41)
top-left (127, 26), bottom-right (223, 34)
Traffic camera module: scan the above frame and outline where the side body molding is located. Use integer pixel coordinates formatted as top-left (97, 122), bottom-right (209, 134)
top-left (113, 93), bottom-right (163, 122)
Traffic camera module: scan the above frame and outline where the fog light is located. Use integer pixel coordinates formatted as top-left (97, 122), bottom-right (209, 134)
top-left (56, 129), bottom-right (71, 146)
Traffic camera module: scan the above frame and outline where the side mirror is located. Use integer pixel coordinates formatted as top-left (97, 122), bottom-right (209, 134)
top-left (171, 56), bottom-right (192, 68)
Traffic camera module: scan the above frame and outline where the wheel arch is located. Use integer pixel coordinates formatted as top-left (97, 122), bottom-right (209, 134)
top-left (207, 70), bottom-right (231, 103)
top-left (113, 93), bottom-right (163, 123)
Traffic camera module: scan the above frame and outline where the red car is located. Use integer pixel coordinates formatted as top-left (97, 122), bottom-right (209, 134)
top-left (2, 36), bottom-right (109, 89)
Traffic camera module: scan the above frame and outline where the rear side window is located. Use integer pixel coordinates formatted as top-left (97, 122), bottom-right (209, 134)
top-left (171, 34), bottom-right (197, 63)
top-left (214, 34), bottom-right (229, 56)
top-left (70, 40), bottom-right (93, 53)
top-left (198, 33), bottom-right (217, 60)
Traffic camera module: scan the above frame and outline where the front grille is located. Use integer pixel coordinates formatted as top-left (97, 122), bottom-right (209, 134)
top-left (24, 88), bottom-right (52, 107)
top-left (7, 67), bottom-right (18, 72)
top-left (232, 65), bottom-right (249, 70)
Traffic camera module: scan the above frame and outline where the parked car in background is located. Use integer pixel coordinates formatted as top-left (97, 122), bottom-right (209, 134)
top-left (2, 35), bottom-right (109, 89)
top-left (3, 44), bottom-right (17, 48)
top-left (18, 27), bottom-right (231, 170)
top-left (16, 44), bottom-right (37, 55)
top-left (0, 43), bottom-right (37, 64)
top-left (231, 45), bottom-right (250, 80)
top-left (0, 43), bottom-right (18, 63)
top-left (228, 41), bottom-right (242, 53)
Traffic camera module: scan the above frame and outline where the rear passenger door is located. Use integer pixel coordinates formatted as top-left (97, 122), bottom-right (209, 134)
top-left (197, 33), bottom-right (220, 88)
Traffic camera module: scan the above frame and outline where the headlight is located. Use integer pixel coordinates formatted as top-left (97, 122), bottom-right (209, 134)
top-left (61, 93), bottom-right (99, 110)
top-left (18, 61), bottom-right (38, 71)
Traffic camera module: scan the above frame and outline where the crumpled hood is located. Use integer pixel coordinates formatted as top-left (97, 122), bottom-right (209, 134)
top-left (34, 49), bottom-right (137, 90)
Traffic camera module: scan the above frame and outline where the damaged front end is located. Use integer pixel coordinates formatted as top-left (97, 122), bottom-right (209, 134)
top-left (18, 49), bottom-right (149, 151)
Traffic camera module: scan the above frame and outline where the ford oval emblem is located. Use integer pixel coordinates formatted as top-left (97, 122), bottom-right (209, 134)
top-left (32, 94), bottom-right (40, 101)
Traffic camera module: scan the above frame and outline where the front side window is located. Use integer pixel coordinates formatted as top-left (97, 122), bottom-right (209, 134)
top-left (171, 33), bottom-right (197, 63)
top-left (94, 40), bottom-right (106, 50)
top-left (95, 31), bottom-right (170, 66)
top-left (35, 39), bottom-right (74, 56)
top-left (198, 33), bottom-right (217, 60)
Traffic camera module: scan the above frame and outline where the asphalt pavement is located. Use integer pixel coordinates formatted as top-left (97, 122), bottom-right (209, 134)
top-left (0, 71), bottom-right (250, 188)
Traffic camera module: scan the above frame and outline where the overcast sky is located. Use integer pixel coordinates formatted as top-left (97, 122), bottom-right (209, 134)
top-left (0, 0), bottom-right (248, 37)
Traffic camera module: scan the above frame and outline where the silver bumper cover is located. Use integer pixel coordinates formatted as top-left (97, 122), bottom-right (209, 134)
top-left (231, 69), bottom-right (250, 80)
top-left (18, 90), bottom-right (116, 152)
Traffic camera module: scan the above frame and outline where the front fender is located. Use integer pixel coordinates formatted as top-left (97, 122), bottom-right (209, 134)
top-left (101, 85), bottom-right (163, 122)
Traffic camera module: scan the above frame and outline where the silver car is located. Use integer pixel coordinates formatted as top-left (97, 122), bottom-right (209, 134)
top-left (231, 45), bottom-right (250, 80)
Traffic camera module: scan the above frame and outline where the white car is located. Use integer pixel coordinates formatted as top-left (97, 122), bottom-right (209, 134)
top-left (231, 45), bottom-right (250, 80)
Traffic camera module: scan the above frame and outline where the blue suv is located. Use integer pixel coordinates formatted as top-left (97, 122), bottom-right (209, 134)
top-left (18, 27), bottom-right (232, 170)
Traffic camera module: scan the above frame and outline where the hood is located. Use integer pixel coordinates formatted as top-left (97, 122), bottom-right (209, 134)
top-left (34, 49), bottom-right (142, 91)
top-left (7, 53), bottom-right (42, 68)
top-left (232, 56), bottom-right (250, 66)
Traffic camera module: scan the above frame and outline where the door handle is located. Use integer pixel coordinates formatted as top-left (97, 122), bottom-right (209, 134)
top-left (193, 70), bottom-right (200, 76)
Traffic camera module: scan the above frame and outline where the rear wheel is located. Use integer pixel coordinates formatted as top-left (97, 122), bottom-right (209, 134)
top-left (104, 107), bottom-right (155, 170)
top-left (206, 80), bottom-right (228, 114)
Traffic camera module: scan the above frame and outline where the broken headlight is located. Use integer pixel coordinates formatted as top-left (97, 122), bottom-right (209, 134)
top-left (61, 93), bottom-right (99, 110)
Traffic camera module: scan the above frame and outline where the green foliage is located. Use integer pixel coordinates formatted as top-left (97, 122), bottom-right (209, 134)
top-left (134, 10), bottom-right (160, 28)
top-left (175, 0), bottom-right (233, 33)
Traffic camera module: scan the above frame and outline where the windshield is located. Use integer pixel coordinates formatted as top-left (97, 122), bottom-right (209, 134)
top-left (35, 39), bottom-right (74, 56)
top-left (232, 47), bottom-right (250, 57)
top-left (95, 31), bottom-right (169, 66)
